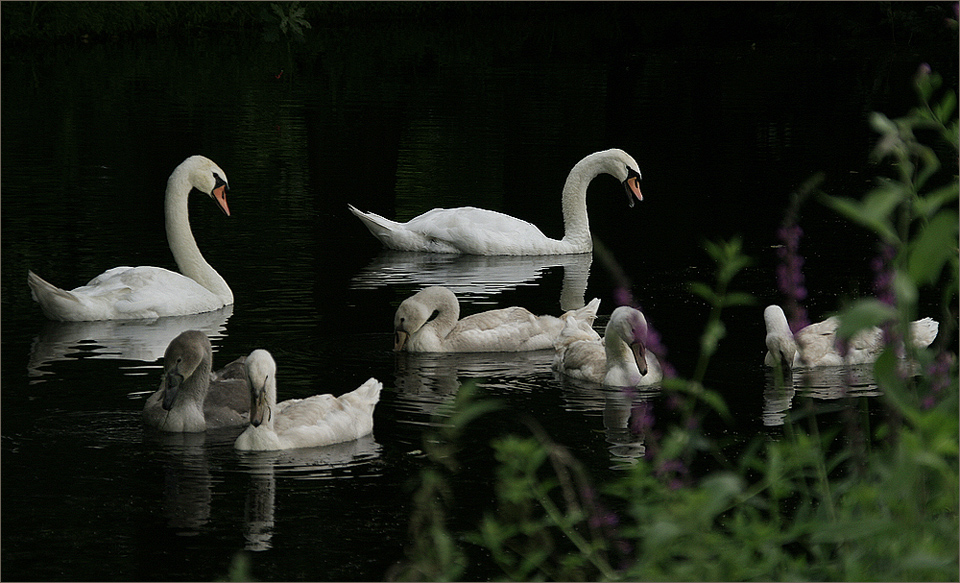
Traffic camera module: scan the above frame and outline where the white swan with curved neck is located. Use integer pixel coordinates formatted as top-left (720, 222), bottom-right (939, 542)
top-left (234, 349), bottom-right (382, 451)
top-left (554, 306), bottom-right (663, 387)
top-left (393, 285), bottom-right (601, 352)
top-left (28, 155), bottom-right (233, 321)
top-left (143, 330), bottom-right (250, 432)
top-left (348, 148), bottom-right (643, 255)
top-left (763, 304), bottom-right (939, 368)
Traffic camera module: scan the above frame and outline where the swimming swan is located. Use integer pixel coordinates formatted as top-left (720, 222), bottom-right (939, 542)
top-left (143, 330), bottom-right (250, 432)
top-left (28, 155), bottom-right (233, 321)
top-left (348, 148), bottom-right (643, 255)
top-left (234, 349), bottom-right (382, 451)
top-left (394, 285), bottom-right (601, 352)
top-left (554, 305), bottom-right (663, 387)
top-left (763, 304), bottom-right (939, 368)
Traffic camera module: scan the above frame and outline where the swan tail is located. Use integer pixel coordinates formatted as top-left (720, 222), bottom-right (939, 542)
top-left (27, 270), bottom-right (82, 321)
top-left (341, 377), bottom-right (383, 407)
top-left (348, 204), bottom-right (403, 242)
top-left (564, 297), bottom-right (601, 324)
top-left (909, 317), bottom-right (939, 348)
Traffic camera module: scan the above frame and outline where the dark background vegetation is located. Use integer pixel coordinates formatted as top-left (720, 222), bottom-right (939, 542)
top-left (3, 1), bottom-right (958, 54)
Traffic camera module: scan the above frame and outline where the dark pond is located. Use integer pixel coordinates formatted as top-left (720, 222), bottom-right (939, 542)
top-left (2, 9), bottom-right (953, 581)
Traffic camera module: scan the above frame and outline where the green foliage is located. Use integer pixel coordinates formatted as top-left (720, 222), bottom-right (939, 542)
top-left (261, 2), bottom-right (313, 44)
top-left (391, 68), bottom-right (959, 581)
top-left (218, 553), bottom-right (255, 582)
top-left (824, 66), bottom-right (958, 391)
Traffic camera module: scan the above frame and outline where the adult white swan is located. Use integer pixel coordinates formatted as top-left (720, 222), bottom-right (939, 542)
top-left (393, 285), bottom-right (601, 352)
top-left (347, 148), bottom-right (643, 255)
top-left (28, 155), bottom-right (233, 321)
top-left (554, 306), bottom-right (663, 387)
top-left (234, 349), bottom-right (382, 451)
top-left (763, 304), bottom-right (939, 368)
top-left (143, 330), bottom-right (250, 432)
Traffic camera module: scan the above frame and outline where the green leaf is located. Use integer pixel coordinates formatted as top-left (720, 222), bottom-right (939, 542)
top-left (688, 282), bottom-right (719, 305)
top-left (822, 192), bottom-right (899, 243)
top-left (934, 90), bottom-right (957, 125)
top-left (908, 210), bottom-right (959, 286)
top-left (915, 181), bottom-right (959, 219)
top-left (723, 292), bottom-right (755, 308)
top-left (836, 299), bottom-right (897, 341)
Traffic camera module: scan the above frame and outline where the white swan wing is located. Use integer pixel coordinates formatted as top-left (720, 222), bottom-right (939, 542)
top-left (405, 207), bottom-right (558, 255)
top-left (444, 307), bottom-right (553, 351)
top-left (555, 337), bottom-right (606, 384)
top-left (274, 379), bottom-right (381, 448)
top-left (796, 317), bottom-right (843, 366)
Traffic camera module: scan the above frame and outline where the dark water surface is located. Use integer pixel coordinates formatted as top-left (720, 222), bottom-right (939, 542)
top-left (2, 15), bottom-right (950, 581)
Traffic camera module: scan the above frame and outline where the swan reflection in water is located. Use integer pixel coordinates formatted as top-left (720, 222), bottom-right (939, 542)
top-left (142, 429), bottom-right (239, 537)
top-left (28, 306), bottom-right (233, 379)
top-left (145, 427), bottom-right (380, 550)
top-left (558, 376), bottom-right (659, 469)
top-left (235, 434), bottom-right (382, 551)
top-left (762, 364), bottom-right (881, 427)
top-left (350, 250), bottom-right (593, 309)
top-left (393, 349), bottom-right (657, 469)
top-left (392, 350), bottom-right (556, 423)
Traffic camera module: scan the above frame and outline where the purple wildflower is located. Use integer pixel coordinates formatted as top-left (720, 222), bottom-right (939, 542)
top-left (655, 458), bottom-right (690, 490)
top-left (630, 401), bottom-right (655, 437)
top-left (923, 352), bottom-right (955, 409)
top-left (871, 244), bottom-right (896, 307)
top-left (776, 224), bottom-right (810, 333)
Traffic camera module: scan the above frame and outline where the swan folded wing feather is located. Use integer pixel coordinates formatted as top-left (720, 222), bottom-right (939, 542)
top-left (273, 382), bottom-right (380, 447)
top-left (447, 306), bottom-right (557, 351)
top-left (910, 317), bottom-right (939, 348)
top-left (555, 338), bottom-right (606, 383)
top-left (406, 207), bottom-right (556, 255)
top-left (203, 377), bottom-right (250, 427)
top-left (106, 267), bottom-right (228, 319)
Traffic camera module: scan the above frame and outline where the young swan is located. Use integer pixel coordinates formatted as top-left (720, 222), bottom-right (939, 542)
top-left (554, 305), bottom-right (663, 387)
top-left (393, 286), bottom-right (601, 352)
top-left (143, 330), bottom-right (249, 432)
top-left (763, 304), bottom-right (939, 368)
top-left (348, 148), bottom-right (643, 255)
top-left (234, 350), bottom-right (382, 451)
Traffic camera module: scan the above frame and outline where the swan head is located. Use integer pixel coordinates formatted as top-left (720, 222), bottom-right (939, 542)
top-left (161, 330), bottom-right (212, 410)
top-left (594, 149), bottom-right (643, 208)
top-left (607, 306), bottom-right (650, 377)
top-left (763, 305), bottom-right (799, 368)
top-left (244, 349), bottom-right (277, 428)
top-left (181, 155), bottom-right (231, 216)
top-left (393, 287), bottom-right (456, 351)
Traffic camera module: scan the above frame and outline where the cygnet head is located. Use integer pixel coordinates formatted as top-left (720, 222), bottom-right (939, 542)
top-left (393, 286), bottom-right (455, 351)
top-left (763, 305), bottom-right (798, 367)
top-left (244, 349), bottom-right (277, 428)
top-left (607, 306), bottom-right (650, 376)
top-left (179, 155), bottom-right (231, 216)
top-left (161, 330), bottom-right (212, 411)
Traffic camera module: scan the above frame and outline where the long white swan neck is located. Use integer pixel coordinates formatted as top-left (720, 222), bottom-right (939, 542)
top-left (164, 165), bottom-right (233, 304)
top-left (559, 152), bottom-right (607, 251)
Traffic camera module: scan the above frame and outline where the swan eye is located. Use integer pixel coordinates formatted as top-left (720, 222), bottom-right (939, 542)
top-left (212, 172), bottom-right (229, 191)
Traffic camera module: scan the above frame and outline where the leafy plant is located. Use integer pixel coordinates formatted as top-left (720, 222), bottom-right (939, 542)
top-left (389, 69), bottom-right (959, 581)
